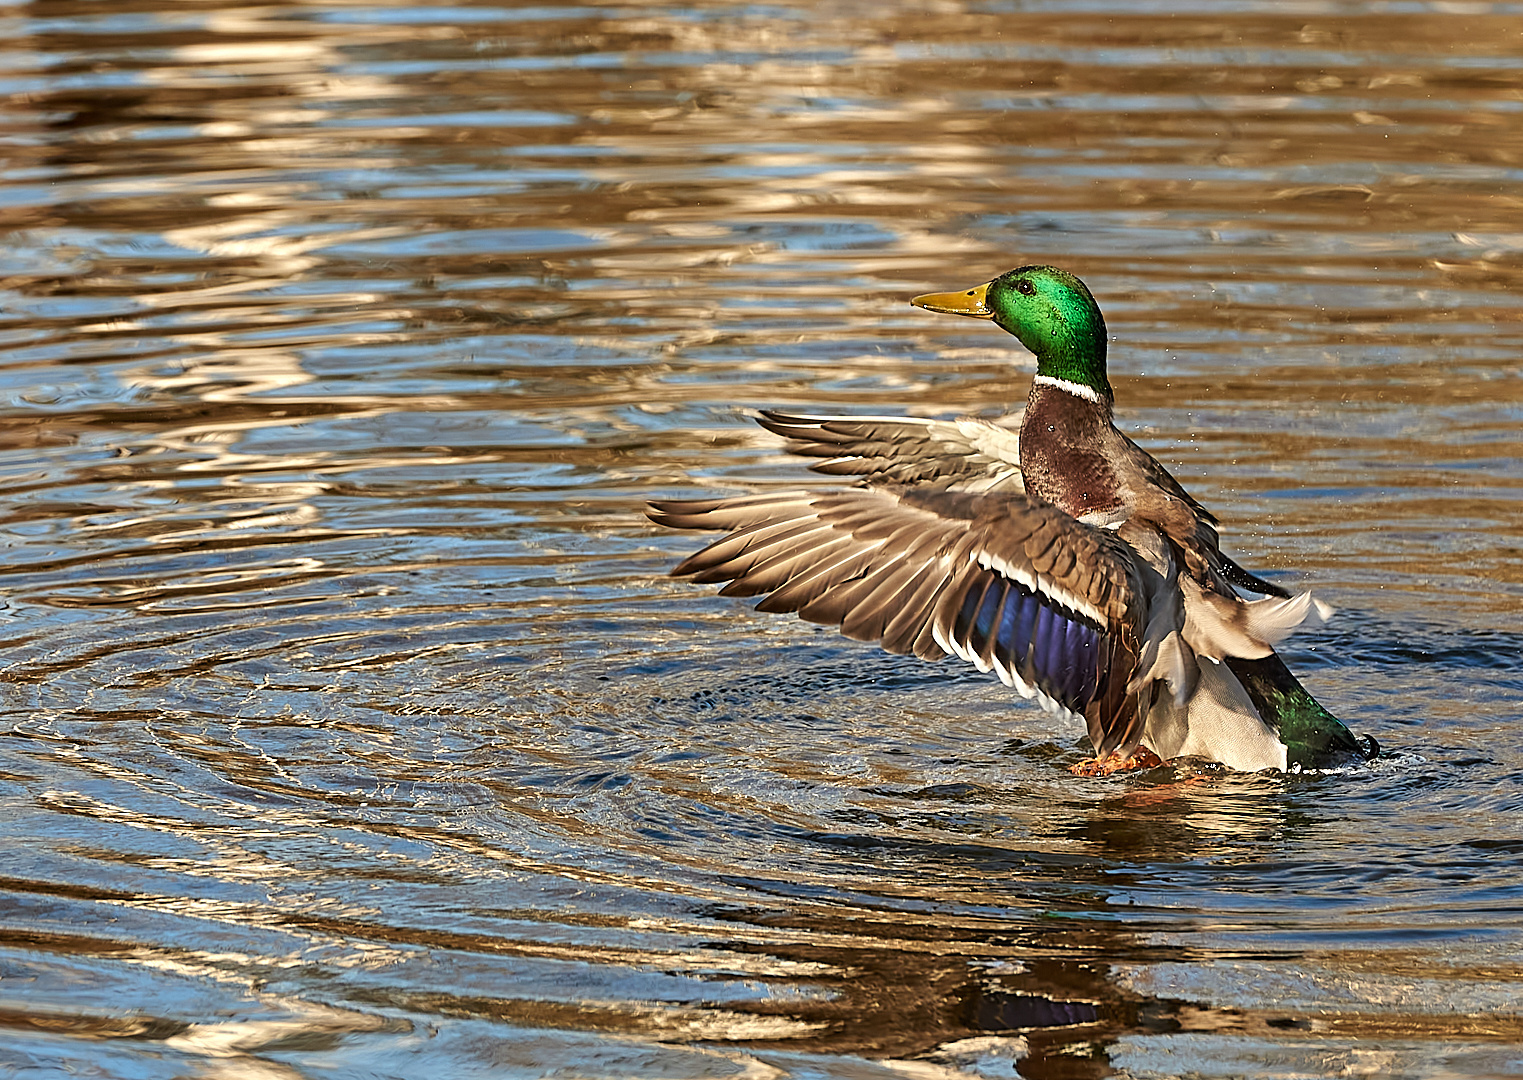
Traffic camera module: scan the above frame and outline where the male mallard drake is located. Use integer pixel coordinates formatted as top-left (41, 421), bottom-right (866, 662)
top-left (648, 266), bottom-right (1376, 773)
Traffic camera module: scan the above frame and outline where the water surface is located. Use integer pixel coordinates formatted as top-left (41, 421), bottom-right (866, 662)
top-left (2, 2), bottom-right (1522, 1078)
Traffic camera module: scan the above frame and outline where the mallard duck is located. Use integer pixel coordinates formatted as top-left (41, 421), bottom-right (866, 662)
top-left (648, 266), bottom-right (1377, 773)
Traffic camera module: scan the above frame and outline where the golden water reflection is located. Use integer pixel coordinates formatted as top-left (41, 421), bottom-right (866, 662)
top-left (0, 1), bottom-right (1521, 1078)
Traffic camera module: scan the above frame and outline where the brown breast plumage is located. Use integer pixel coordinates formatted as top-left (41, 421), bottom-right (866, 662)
top-left (1017, 383), bottom-right (1126, 519)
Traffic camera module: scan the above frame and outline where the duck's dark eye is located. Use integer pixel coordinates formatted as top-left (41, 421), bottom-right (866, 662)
top-left (1015, 279), bottom-right (1036, 296)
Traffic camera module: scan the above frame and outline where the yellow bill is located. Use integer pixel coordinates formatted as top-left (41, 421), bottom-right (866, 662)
top-left (909, 281), bottom-right (993, 318)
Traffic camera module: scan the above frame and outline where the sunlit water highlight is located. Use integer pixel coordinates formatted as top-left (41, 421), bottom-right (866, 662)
top-left (1, 2), bottom-right (1522, 1078)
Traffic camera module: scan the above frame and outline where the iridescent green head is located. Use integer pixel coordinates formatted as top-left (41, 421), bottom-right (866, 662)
top-left (912, 265), bottom-right (1112, 401)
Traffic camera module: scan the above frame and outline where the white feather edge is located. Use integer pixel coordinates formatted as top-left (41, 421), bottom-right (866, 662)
top-left (761, 412), bottom-right (939, 425)
top-left (927, 550), bottom-right (1095, 723)
top-left (931, 613), bottom-right (1080, 721)
top-left (975, 552), bottom-right (1108, 627)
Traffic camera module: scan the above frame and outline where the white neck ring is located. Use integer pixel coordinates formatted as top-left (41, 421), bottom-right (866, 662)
top-left (1034, 374), bottom-right (1104, 404)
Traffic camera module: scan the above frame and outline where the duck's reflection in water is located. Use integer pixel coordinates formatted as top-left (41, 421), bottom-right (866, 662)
top-left (633, 772), bottom-right (1339, 1077)
top-left (681, 880), bottom-right (1163, 1076)
top-left (623, 793), bottom-right (1156, 1074)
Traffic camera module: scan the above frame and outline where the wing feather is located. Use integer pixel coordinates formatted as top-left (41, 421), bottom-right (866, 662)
top-left (757, 410), bottom-right (1025, 493)
top-left (650, 485), bottom-right (1150, 741)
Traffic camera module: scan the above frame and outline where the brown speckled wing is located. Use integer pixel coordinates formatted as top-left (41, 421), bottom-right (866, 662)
top-left (648, 485), bottom-right (1148, 754)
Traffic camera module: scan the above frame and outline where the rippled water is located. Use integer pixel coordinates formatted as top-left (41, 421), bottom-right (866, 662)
top-left (2, 2), bottom-right (1523, 1077)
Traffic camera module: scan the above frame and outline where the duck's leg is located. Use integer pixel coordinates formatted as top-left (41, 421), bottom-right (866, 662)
top-left (1068, 746), bottom-right (1165, 776)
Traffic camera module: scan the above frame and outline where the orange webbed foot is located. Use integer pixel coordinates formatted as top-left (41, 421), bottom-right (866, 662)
top-left (1068, 746), bottom-right (1165, 776)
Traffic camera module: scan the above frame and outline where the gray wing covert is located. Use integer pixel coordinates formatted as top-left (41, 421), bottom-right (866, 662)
top-left (757, 410), bottom-right (1025, 493)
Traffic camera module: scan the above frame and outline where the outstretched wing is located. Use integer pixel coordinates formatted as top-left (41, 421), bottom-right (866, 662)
top-left (756, 410), bottom-right (1025, 493)
top-left (648, 485), bottom-right (1152, 758)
